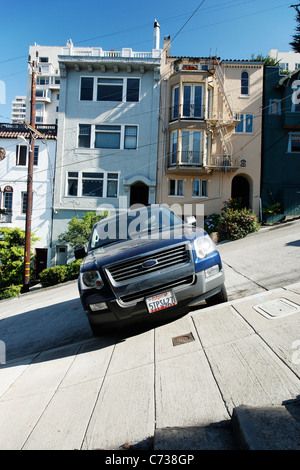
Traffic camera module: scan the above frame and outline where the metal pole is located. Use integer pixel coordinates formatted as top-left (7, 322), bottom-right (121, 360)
top-left (22, 60), bottom-right (36, 293)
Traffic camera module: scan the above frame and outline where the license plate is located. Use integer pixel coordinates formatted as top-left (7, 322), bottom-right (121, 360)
top-left (146, 291), bottom-right (177, 313)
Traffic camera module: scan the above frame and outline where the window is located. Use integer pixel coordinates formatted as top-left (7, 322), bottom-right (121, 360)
top-left (171, 86), bottom-right (179, 120)
top-left (269, 100), bottom-right (281, 115)
top-left (67, 172), bottom-right (78, 196)
top-left (78, 124), bottom-right (91, 148)
top-left (289, 134), bottom-right (300, 152)
top-left (4, 191), bottom-right (13, 211)
top-left (124, 126), bottom-right (137, 149)
top-left (126, 79), bottom-right (140, 102)
top-left (181, 130), bottom-right (202, 165)
top-left (37, 77), bottom-right (49, 85)
top-left (34, 147), bottom-right (39, 166)
top-left (193, 179), bottom-right (207, 197)
top-left (82, 172), bottom-right (104, 197)
top-left (169, 131), bottom-right (178, 165)
top-left (66, 171), bottom-right (119, 198)
top-left (241, 71), bottom-right (249, 95)
top-left (183, 84), bottom-right (203, 118)
top-left (169, 179), bottom-right (184, 196)
top-left (95, 125), bottom-right (121, 149)
top-left (80, 77), bottom-right (140, 103)
top-left (280, 63), bottom-right (288, 72)
top-left (235, 114), bottom-right (253, 133)
top-left (97, 78), bottom-right (123, 102)
top-left (39, 57), bottom-right (49, 63)
top-left (21, 192), bottom-right (27, 214)
top-left (16, 145), bottom-right (27, 166)
top-left (107, 173), bottom-right (118, 197)
top-left (80, 77), bottom-right (94, 101)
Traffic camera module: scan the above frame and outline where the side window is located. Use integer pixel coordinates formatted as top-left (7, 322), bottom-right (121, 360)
top-left (16, 145), bottom-right (27, 166)
top-left (78, 124), bottom-right (91, 148)
top-left (80, 77), bottom-right (94, 101)
top-left (126, 79), bottom-right (140, 102)
top-left (241, 71), bottom-right (249, 96)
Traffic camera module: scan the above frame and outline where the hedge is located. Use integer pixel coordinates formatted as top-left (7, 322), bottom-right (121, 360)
top-left (39, 260), bottom-right (81, 288)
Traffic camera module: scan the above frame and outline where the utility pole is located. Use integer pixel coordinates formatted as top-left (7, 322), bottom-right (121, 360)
top-left (22, 60), bottom-right (36, 293)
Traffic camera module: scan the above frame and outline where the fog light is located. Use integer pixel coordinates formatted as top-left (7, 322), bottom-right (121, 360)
top-left (205, 265), bottom-right (220, 278)
top-left (89, 302), bottom-right (108, 312)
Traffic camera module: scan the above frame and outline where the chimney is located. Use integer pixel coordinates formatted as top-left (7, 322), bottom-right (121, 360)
top-left (153, 19), bottom-right (160, 49)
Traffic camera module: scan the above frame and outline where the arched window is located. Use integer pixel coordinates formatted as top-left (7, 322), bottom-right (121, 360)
top-left (241, 71), bottom-right (249, 95)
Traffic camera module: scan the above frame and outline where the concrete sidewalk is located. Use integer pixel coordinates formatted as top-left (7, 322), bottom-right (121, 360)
top-left (0, 282), bottom-right (299, 450)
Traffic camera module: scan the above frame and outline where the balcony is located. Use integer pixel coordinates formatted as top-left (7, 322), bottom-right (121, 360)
top-left (0, 211), bottom-right (12, 223)
top-left (283, 111), bottom-right (300, 128)
top-left (206, 156), bottom-right (240, 171)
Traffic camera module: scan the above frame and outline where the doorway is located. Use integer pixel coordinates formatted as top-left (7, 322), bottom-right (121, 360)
top-left (231, 175), bottom-right (250, 209)
top-left (130, 182), bottom-right (149, 207)
top-left (56, 245), bottom-right (67, 266)
top-left (35, 248), bottom-right (48, 278)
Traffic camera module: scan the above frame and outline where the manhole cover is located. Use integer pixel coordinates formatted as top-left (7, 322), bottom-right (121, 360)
top-left (253, 298), bottom-right (300, 319)
top-left (172, 332), bottom-right (195, 346)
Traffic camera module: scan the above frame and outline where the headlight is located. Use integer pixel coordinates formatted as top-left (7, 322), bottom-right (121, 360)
top-left (81, 270), bottom-right (104, 289)
top-left (194, 235), bottom-right (215, 259)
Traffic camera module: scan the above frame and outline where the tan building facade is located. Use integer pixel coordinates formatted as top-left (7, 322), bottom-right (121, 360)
top-left (156, 39), bottom-right (264, 220)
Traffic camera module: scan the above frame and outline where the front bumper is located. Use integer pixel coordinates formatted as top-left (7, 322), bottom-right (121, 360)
top-left (80, 259), bottom-right (225, 329)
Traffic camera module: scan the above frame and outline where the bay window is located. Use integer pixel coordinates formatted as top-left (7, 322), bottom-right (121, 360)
top-left (183, 84), bottom-right (203, 118)
top-left (181, 130), bottom-right (202, 165)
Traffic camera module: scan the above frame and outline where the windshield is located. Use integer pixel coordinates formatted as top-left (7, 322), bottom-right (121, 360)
top-left (89, 206), bottom-right (184, 250)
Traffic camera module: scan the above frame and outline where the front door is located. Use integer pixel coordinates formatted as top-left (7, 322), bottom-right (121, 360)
top-left (35, 248), bottom-right (48, 277)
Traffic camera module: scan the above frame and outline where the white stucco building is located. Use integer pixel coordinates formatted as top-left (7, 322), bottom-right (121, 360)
top-left (0, 123), bottom-right (57, 275)
top-left (269, 49), bottom-right (300, 72)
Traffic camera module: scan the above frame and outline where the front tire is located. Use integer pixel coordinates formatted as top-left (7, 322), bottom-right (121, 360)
top-left (206, 284), bottom-right (228, 307)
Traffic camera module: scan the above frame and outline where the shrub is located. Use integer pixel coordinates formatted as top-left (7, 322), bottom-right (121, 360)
top-left (0, 285), bottom-right (22, 300)
top-left (39, 259), bottom-right (82, 288)
top-left (204, 213), bottom-right (221, 234)
top-left (218, 207), bottom-right (260, 241)
top-left (39, 265), bottom-right (69, 287)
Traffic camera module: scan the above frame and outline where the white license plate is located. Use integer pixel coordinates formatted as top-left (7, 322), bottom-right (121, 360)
top-left (146, 291), bottom-right (177, 313)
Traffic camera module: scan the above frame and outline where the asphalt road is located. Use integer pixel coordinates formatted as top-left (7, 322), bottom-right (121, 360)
top-left (1, 219), bottom-right (299, 362)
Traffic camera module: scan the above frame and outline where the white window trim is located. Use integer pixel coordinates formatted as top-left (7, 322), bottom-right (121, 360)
top-left (192, 179), bottom-right (208, 198)
top-left (77, 123), bottom-right (139, 150)
top-left (79, 76), bottom-right (140, 103)
top-left (168, 178), bottom-right (184, 197)
top-left (65, 170), bottom-right (120, 198)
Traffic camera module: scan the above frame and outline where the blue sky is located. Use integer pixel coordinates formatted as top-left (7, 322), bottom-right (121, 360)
top-left (0, 0), bottom-right (296, 122)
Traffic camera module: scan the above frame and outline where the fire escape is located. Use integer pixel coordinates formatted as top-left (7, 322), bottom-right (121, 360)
top-left (206, 64), bottom-right (240, 171)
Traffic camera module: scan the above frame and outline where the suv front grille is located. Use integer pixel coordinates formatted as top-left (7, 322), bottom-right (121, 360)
top-left (119, 275), bottom-right (194, 304)
top-left (105, 243), bottom-right (191, 285)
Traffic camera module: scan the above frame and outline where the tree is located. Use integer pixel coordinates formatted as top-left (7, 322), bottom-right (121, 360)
top-left (290, 4), bottom-right (300, 53)
top-left (0, 227), bottom-right (38, 296)
top-left (58, 211), bottom-right (109, 250)
top-left (250, 54), bottom-right (280, 66)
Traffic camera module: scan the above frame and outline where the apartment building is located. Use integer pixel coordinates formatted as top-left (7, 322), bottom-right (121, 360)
top-left (26, 42), bottom-right (66, 124)
top-left (156, 38), bottom-right (264, 219)
top-left (261, 66), bottom-right (300, 218)
top-left (269, 49), bottom-right (300, 72)
top-left (51, 24), bottom-right (162, 265)
top-left (11, 96), bottom-right (26, 123)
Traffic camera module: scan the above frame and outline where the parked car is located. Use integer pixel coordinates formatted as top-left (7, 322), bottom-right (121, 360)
top-left (75, 205), bottom-right (227, 335)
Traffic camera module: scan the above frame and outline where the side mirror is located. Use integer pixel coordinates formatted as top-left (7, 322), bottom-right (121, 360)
top-left (186, 216), bottom-right (196, 226)
top-left (74, 247), bottom-right (87, 259)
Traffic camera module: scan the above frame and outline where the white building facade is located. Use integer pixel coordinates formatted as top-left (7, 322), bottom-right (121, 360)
top-left (0, 123), bottom-right (57, 275)
top-left (269, 49), bottom-right (300, 72)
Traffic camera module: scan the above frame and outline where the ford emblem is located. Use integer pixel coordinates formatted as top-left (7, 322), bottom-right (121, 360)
top-left (142, 259), bottom-right (158, 269)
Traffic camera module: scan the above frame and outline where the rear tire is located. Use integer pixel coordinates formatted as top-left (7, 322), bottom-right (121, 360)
top-left (206, 284), bottom-right (228, 307)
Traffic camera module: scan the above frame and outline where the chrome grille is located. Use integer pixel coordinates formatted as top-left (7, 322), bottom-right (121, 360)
top-left (105, 243), bottom-right (191, 285)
